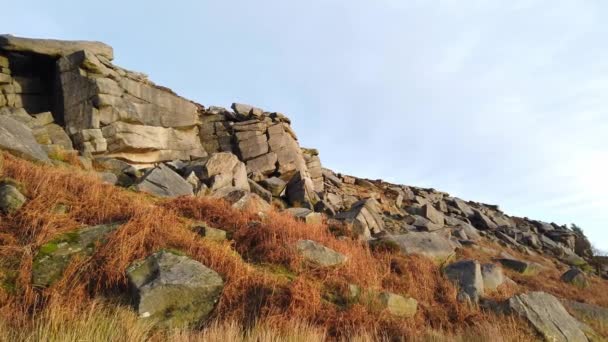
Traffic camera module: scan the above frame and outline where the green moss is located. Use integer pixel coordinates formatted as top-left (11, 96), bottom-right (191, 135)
top-left (39, 243), bottom-right (58, 255)
top-left (255, 263), bottom-right (297, 282)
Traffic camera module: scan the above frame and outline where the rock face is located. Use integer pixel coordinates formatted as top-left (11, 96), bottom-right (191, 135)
top-left (0, 34), bottom-right (113, 59)
top-left (32, 223), bottom-right (120, 287)
top-left (335, 198), bottom-right (384, 238)
top-left (0, 181), bottom-right (26, 214)
top-left (296, 240), bottom-right (347, 267)
top-left (383, 232), bottom-right (455, 262)
top-left (506, 292), bottom-right (588, 342)
top-left (126, 251), bottom-right (224, 327)
top-left (443, 260), bottom-right (484, 303)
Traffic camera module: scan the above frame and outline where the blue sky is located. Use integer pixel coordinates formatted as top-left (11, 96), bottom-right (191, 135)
top-left (5, 1), bottom-right (607, 249)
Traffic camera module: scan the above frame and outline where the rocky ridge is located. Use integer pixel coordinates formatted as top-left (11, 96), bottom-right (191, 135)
top-left (0, 35), bottom-right (606, 339)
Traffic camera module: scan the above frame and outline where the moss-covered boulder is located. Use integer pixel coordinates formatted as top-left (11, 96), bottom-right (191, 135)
top-left (377, 292), bottom-right (418, 318)
top-left (126, 251), bottom-right (224, 328)
top-left (32, 223), bottom-right (120, 287)
top-left (0, 181), bottom-right (26, 214)
top-left (296, 239), bottom-right (347, 267)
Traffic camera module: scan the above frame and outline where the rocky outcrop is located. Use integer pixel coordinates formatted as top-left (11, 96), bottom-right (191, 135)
top-left (126, 251), bottom-right (224, 327)
top-left (135, 164), bottom-right (194, 198)
top-left (335, 198), bottom-right (384, 239)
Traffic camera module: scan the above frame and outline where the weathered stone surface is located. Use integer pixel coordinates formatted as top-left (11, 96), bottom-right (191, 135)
top-left (32, 223), bottom-right (120, 287)
top-left (246, 152), bottom-right (278, 175)
top-left (286, 171), bottom-right (320, 209)
top-left (135, 164), bottom-right (193, 198)
top-left (335, 198), bottom-right (384, 238)
top-left (383, 232), bottom-right (455, 262)
top-left (248, 179), bottom-right (272, 203)
top-left (497, 256), bottom-right (541, 275)
top-left (0, 182), bottom-right (26, 214)
top-left (44, 124), bottom-right (73, 150)
top-left (562, 300), bottom-right (608, 328)
top-left (195, 225), bottom-right (227, 241)
top-left (126, 251), bottom-right (223, 327)
top-left (377, 292), bottom-right (418, 318)
top-left (472, 209), bottom-right (497, 230)
top-left (0, 116), bottom-right (49, 163)
top-left (195, 152), bottom-right (250, 192)
top-left (211, 187), bottom-right (271, 213)
top-left (0, 34), bottom-right (114, 59)
top-left (422, 204), bottom-right (444, 225)
top-left (506, 292), bottom-right (588, 342)
top-left (561, 268), bottom-right (588, 288)
top-left (231, 103), bottom-right (263, 118)
top-left (286, 207), bottom-right (323, 225)
top-left (443, 260), bottom-right (484, 303)
top-left (260, 177), bottom-right (287, 197)
top-left (296, 239), bottom-right (347, 267)
top-left (237, 134), bottom-right (268, 160)
top-left (481, 263), bottom-right (505, 291)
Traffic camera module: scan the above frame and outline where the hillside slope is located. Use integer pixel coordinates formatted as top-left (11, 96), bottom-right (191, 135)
top-left (0, 35), bottom-right (607, 341)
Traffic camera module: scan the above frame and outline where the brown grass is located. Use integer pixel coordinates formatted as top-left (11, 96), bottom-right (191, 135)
top-left (0, 152), bottom-right (603, 340)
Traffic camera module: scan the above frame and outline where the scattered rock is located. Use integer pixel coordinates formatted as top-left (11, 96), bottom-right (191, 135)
top-left (260, 177), bottom-right (287, 197)
top-left (496, 256), bottom-right (541, 275)
top-left (286, 208), bottom-right (323, 225)
top-left (376, 292), bottom-right (418, 318)
top-left (422, 204), bottom-right (444, 225)
top-left (505, 292), bottom-right (588, 342)
top-left (296, 239), bottom-right (347, 267)
top-left (561, 268), bottom-right (588, 288)
top-left (212, 187), bottom-right (271, 213)
top-left (0, 181), bottom-right (26, 214)
top-left (135, 164), bottom-right (193, 198)
top-left (382, 232), bottom-right (455, 262)
top-left (335, 198), bottom-right (384, 238)
top-left (443, 260), bottom-right (484, 303)
top-left (286, 171), bottom-right (319, 209)
top-left (32, 223), bottom-right (121, 287)
top-left (126, 251), bottom-right (224, 327)
top-left (193, 222), bottom-right (227, 241)
top-left (561, 300), bottom-right (608, 328)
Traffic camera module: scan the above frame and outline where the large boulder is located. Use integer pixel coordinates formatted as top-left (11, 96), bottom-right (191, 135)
top-left (286, 208), bottom-right (323, 225)
top-left (382, 232), bottom-right (456, 262)
top-left (126, 251), bottom-right (224, 327)
top-left (421, 204), bottom-right (444, 225)
top-left (496, 255), bottom-right (541, 275)
top-left (135, 164), bottom-right (194, 198)
top-left (561, 300), bottom-right (608, 328)
top-left (296, 239), bottom-right (347, 267)
top-left (335, 198), bottom-right (384, 238)
top-left (0, 181), bottom-right (26, 214)
top-left (32, 223), bottom-right (120, 287)
top-left (443, 260), bottom-right (484, 303)
top-left (188, 152), bottom-right (250, 193)
top-left (0, 116), bottom-right (49, 163)
top-left (505, 292), bottom-right (589, 342)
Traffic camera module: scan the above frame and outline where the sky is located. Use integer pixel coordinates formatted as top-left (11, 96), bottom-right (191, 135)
top-left (4, 1), bottom-right (608, 249)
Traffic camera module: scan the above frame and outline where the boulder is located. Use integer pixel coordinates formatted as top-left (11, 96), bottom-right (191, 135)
top-left (561, 268), bottom-right (588, 288)
top-left (193, 222), bottom-right (227, 241)
top-left (481, 263), bottom-right (505, 291)
top-left (561, 300), bottom-right (608, 328)
top-left (212, 187), bottom-right (271, 213)
top-left (505, 292), bottom-right (588, 342)
top-left (286, 171), bottom-right (320, 209)
top-left (286, 207), bottom-right (323, 225)
top-left (126, 251), bottom-right (224, 327)
top-left (0, 181), bottom-right (26, 214)
top-left (335, 198), bottom-right (384, 238)
top-left (296, 239), bottom-right (347, 267)
top-left (135, 164), bottom-right (194, 198)
top-left (496, 256), bottom-right (541, 275)
top-left (0, 34), bottom-right (114, 59)
top-left (409, 215), bottom-right (443, 232)
top-left (32, 223), bottom-right (120, 287)
top-left (376, 292), bottom-right (418, 318)
top-left (383, 232), bottom-right (455, 262)
top-left (0, 116), bottom-right (50, 163)
top-left (192, 152), bottom-right (250, 193)
top-left (471, 208), bottom-right (497, 230)
top-left (248, 179), bottom-right (272, 203)
top-left (260, 177), bottom-right (287, 197)
top-left (422, 204), bottom-right (444, 225)
top-left (443, 260), bottom-right (484, 303)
